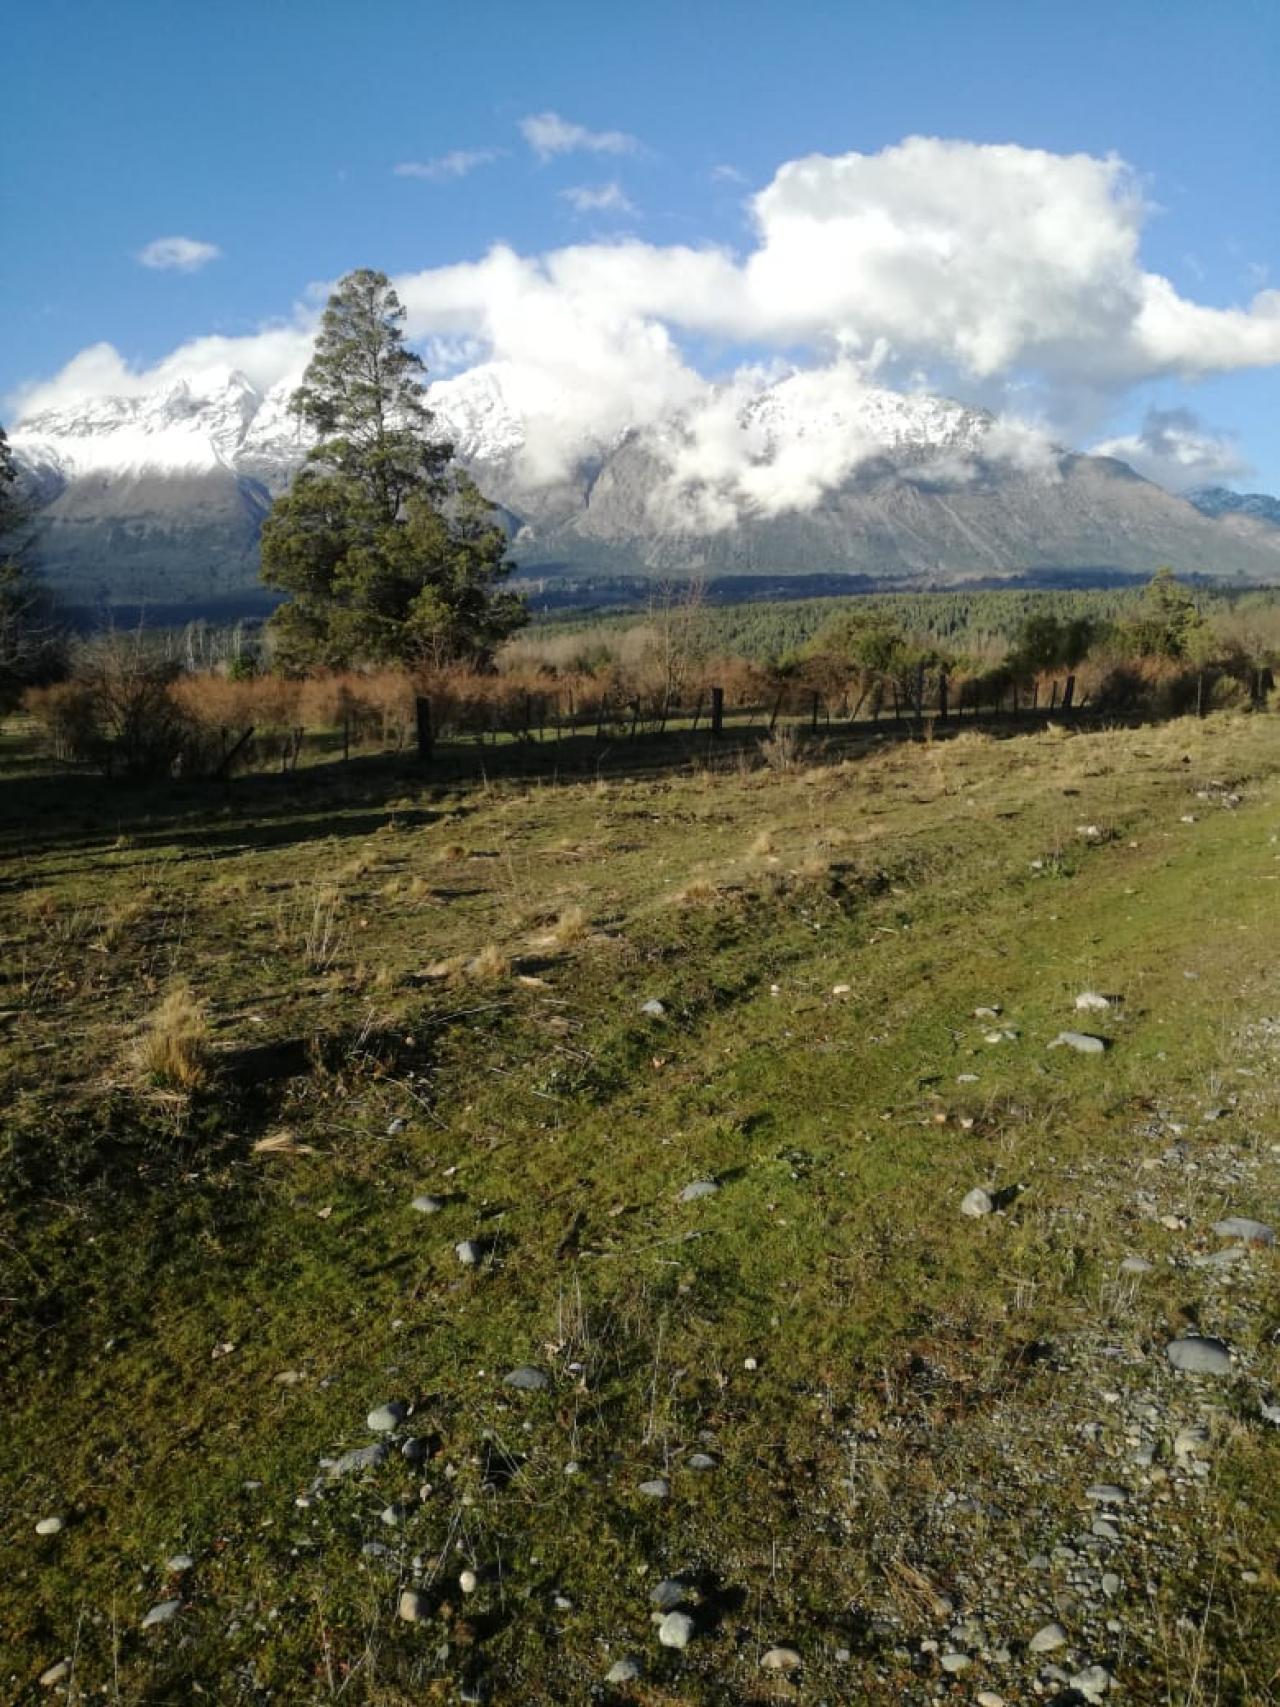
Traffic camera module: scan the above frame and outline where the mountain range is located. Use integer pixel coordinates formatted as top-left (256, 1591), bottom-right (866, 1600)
top-left (9, 365), bottom-right (1280, 615)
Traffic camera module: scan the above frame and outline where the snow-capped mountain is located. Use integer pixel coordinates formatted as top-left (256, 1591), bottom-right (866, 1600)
top-left (9, 365), bottom-right (1280, 612)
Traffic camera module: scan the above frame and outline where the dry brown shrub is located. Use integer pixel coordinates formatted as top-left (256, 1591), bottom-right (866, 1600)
top-left (137, 983), bottom-right (210, 1091)
top-left (465, 943), bottom-right (510, 981)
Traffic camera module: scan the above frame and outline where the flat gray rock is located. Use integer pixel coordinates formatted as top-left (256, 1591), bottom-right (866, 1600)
top-left (640, 999), bottom-right (666, 1018)
top-left (606, 1656), bottom-right (643, 1684)
top-left (398, 1589), bottom-right (429, 1623)
top-left (679, 1179), bottom-right (719, 1202)
top-left (657, 1609), bottom-right (696, 1649)
top-left (455, 1239), bottom-right (484, 1266)
top-left (686, 1452), bottom-right (717, 1471)
top-left (650, 1578), bottom-right (689, 1610)
top-left (503, 1365), bottom-right (550, 1392)
top-left (1074, 991), bottom-right (1114, 1011)
top-left (1029, 1621), bottom-right (1068, 1653)
top-left (1120, 1256), bottom-right (1153, 1273)
top-left (762, 1646), bottom-right (802, 1672)
top-left (411, 1194), bottom-right (444, 1214)
top-left (940, 1652), bottom-right (971, 1673)
top-left (367, 1402), bottom-right (406, 1433)
top-left (1213, 1216), bottom-right (1274, 1246)
top-left (165, 1554), bottom-right (194, 1573)
top-left (1166, 1335), bottom-right (1232, 1375)
top-left (141, 1600), bottom-right (181, 1629)
top-left (961, 1187), bottom-right (993, 1218)
top-left (328, 1442), bottom-right (390, 1477)
top-left (638, 1477), bottom-right (671, 1499)
top-left (1049, 1031), bottom-right (1108, 1054)
top-left (1085, 1484), bottom-right (1128, 1505)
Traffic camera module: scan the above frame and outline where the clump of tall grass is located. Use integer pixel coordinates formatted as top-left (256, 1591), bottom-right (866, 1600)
top-left (137, 983), bottom-right (210, 1091)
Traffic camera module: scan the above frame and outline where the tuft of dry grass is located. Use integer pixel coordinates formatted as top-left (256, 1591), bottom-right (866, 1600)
top-left (671, 876), bottom-right (724, 907)
top-left (749, 828), bottom-right (776, 857)
top-left (465, 943), bottom-right (511, 982)
top-left (136, 983), bottom-right (210, 1092)
top-left (549, 904), bottom-right (590, 947)
top-left (438, 842), bottom-right (467, 863)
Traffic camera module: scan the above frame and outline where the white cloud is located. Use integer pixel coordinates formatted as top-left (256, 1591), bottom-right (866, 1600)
top-left (137, 236), bottom-right (222, 272)
top-left (18, 138), bottom-right (1280, 518)
top-left (519, 111), bottom-right (640, 161)
top-left (711, 164), bottom-right (747, 185)
top-left (560, 182), bottom-right (637, 216)
top-left (1093, 407), bottom-right (1252, 492)
top-left (394, 150), bottom-right (502, 182)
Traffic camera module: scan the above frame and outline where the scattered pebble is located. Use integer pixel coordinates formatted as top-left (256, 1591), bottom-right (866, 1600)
top-left (961, 1187), bottom-right (994, 1218)
top-left (141, 1599), bottom-right (181, 1630)
top-left (1166, 1336), bottom-right (1233, 1376)
top-left (638, 1478), bottom-right (671, 1499)
top-left (455, 1239), bottom-right (484, 1266)
top-left (165, 1554), bottom-right (194, 1573)
top-left (367, 1402), bottom-right (407, 1433)
top-left (679, 1179), bottom-right (719, 1202)
top-left (386, 1117), bottom-right (407, 1136)
top-left (686, 1452), bottom-right (717, 1471)
top-left (1029, 1621), bottom-right (1068, 1653)
top-left (640, 999), bottom-right (666, 1018)
top-left (398, 1589), bottom-right (429, 1623)
top-left (38, 1661), bottom-right (71, 1688)
top-left (411, 1194), bottom-right (444, 1214)
top-left (503, 1366), bottom-right (550, 1392)
top-left (605, 1656), bottom-right (643, 1684)
top-left (1120, 1255), bottom-right (1154, 1273)
top-left (940, 1651), bottom-right (970, 1673)
top-left (761, 1646), bottom-right (802, 1672)
top-left (1075, 991), bottom-right (1114, 1011)
top-left (459, 1569), bottom-right (478, 1594)
top-left (657, 1610), bottom-right (695, 1649)
top-left (34, 1516), bottom-right (64, 1536)
top-left (1048, 1031), bottom-right (1108, 1054)
top-left (328, 1442), bottom-right (390, 1477)
top-left (1071, 1663), bottom-right (1113, 1701)
top-left (650, 1578), bottom-right (689, 1610)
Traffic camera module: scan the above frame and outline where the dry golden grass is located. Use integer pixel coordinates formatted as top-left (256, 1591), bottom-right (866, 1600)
top-left (671, 875), bottom-right (724, 907)
top-left (548, 904), bottom-right (590, 947)
top-left (136, 983), bottom-right (210, 1092)
top-left (465, 943), bottom-right (511, 982)
top-left (20, 888), bottom-right (58, 926)
top-left (749, 828), bottom-right (776, 856)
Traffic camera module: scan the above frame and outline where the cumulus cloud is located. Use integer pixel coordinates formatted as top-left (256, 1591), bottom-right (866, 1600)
top-left (1093, 407), bottom-right (1253, 492)
top-left (394, 150), bottom-right (502, 182)
top-left (560, 182), bottom-right (637, 216)
top-left (18, 138), bottom-right (1280, 519)
top-left (519, 111), bottom-right (640, 161)
top-left (137, 236), bottom-right (222, 272)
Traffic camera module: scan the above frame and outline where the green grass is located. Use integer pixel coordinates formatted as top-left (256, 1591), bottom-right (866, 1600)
top-left (1, 712), bottom-right (1278, 1703)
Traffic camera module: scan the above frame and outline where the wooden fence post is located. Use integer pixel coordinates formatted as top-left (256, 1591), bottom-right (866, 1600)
top-left (938, 673), bottom-right (948, 721)
top-left (811, 691), bottom-right (821, 733)
top-left (415, 696), bottom-right (433, 762)
top-left (1196, 672), bottom-right (1206, 718)
top-left (1062, 675), bottom-right (1075, 711)
top-left (710, 686), bottom-right (724, 737)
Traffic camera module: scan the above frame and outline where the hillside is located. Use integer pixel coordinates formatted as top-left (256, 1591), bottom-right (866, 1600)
top-left (2, 710), bottom-right (1278, 1703)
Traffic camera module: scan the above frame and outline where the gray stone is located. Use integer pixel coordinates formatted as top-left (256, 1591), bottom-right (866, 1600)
top-left (38, 1661), bottom-right (71, 1688)
top-left (1101, 1573), bottom-right (1121, 1599)
top-left (1029, 1621), bottom-right (1068, 1653)
top-left (686, 1452), bottom-right (717, 1471)
top-left (940, 1652), bottom-right (971, 1673)
top-left (1166, 1336), bottom-right (1233, 1376)
top-left (1071, 1664), bottom-right (1113, 1701)
top-left (638, 1478), bottom-right (671, 1499)
top-left (606, 1656), bottom-right (643, 1684)
top-left (961, 1187), bottom-right (994, 1218)
top-left (1193, 1247), bottom-right (1247, 1269)
top-left (386, 1118), bottom-right (407, 1136)
top-left (640, 999), bottom-right (666, 1018)
top-left (1049, 1031), bottom-right (1107, 1054)
top-left (328, 1442), bottom-right (390, 1477)
top-left (34, 1516), bottom-right (64, 1536)
top-left (1174, 1425), bottom-right (1211, 1459)
top-left (1075, 992), bottom-right (1114, 1011)
top-left (141, 1600), bottom-right (181, 1629)
top-left (165, 1554), bottom-right (194, 1573)
top-left (455, 1240), bottom-right (484, 1266)
top-left (658, 1610), bottom-right (696, 1649)
top-left (1120, 1256), bottom-right (1154, 1273)
top-left (401, 1436), bottom-right (428, 1462)
top-left (367, 1401), bottom-right (407, 1433)
top-left (398, 1589), bottom-right (429, 1623)
top-left (411, 1194), bottom-right (444, 1214)
top-left (650, 1578), bottom-right (689, 1610)
top-left (679, 1179), bottom-right (719, 1202)
top-left (503, 1365), bottom-right (550, 1392)
top-left (762, 1646), bottom-right (803, 1672)
top-left (1085, 1484), bottom-right (1128, 1505)
top-left (1213, 1216), bottom-right (1274, 1246)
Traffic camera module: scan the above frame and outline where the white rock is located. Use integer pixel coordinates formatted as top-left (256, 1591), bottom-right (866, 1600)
top-left (1075, 991), bottom-right (1113, 1011)
top-left (34, 1516), bottom-right (64, 1536)
top-left (459, 1569), bottom-right (478, 1594)
top-left (679, 1179), bottom-right (719, 1203)
top-left (1029, 1621), bottom-right (1068, 1653)
top-left (640, 999), bottom-right (666, 1018)
top-left (141, 1599), bottom-right (181, 1629)
top-left (1071, 1663), bottom-right (1113, 1700)
top-left (38, 1660), bottom-right (71, 1688)
top-left (398, 1589), bottom-right (429, 1622)
top-left (761, 1646), bottom-right (802, 1672)
top-left (961, 1187), bottom-right (994, 1218)
top-left (1048, 1031), bottom-right (1107, 1054)
top-left (605, 1656), bottom-right (643, 1683)
top-left (658, 1610), bottom-right (696, 1649)
top-left (367, 1401), bottom-right (407, 1432)
top-left (455, 1239), bottom-right (484, 1266)
top-left (411, 1194), bottom-right (444, 1214)
top-left (1166, 1335), bottom-right (1233, 1376)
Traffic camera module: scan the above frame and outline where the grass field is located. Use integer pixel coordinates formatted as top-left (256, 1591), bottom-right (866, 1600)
top-left (1, 710), bottom-right (1278, 1704)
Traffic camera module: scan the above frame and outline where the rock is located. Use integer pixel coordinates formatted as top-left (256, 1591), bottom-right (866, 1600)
top-left (761, 1646), bottom-right (802, 1672)
top-left (606, 1656), bottom-right (643, 1684)
top-left (1071, 1664), bottom-right (1113, 1700)
top-left (686, 1452), bottom-right (717, 1471)
top-left (974, 1005), bottom-right (1002, 1018)
top-left (165, 1554), bottom-right (194, 1573)
top-left (1085, 1484), bottom-right (1128, 1505)
top-left (1166, 1336), bottom-right (1233, 1376)
top-left (638, 1478), bottom-right (671, 1499)
top-left (940, 1652), bottom-right (971, 1673)
top-left (367, 1401), bottom-right (407, 1433)
top-left (459, 1569), bottom-right (478, 1594)
top-left (455, 1239), bottom-right (484, 1266)
top-left (650, 1578), bottom-right (689, 1611)
top-left (38, 1661), bottom-right (71, 1688)
top-left (1120, 1256), bottom-right (1153, 1274)
top-left (657, 1610), bottom-right (696, 1649)
top-left (1101, 1572), bottom-right (1121, 1599)
top-left (1213, 1216), bottom-right (1274, 1246)
top-left (34, 1516), bottom-right (64, 1536)
top-left (1048, 1031), bottom-right (1107, 1054)
top-left (386, 1117), bottom-right (407, 1136)
top-left (961, 1187), bottom-right (994, 1218)
top-left (1174, 1424), bottom-right (1211, 1460)
top-left (1193, 1247), bottom-right (1247, 1269)
top-left (328, 1442), bottom-right (390, 1477)
top-left (640, 999), bottom-right (666, 1018)
top-left (503, 1366), bottom-right (550, 1392)
top-left (976, 1694), bottom-right (1006, 1707)
top-left (1029, 1621), bottom-right (1068, 1653)
top-left (398, 1589), bottom-right (429, 1623)
top-left (380, 1502), bottom-right (409, 1527)
top-left (401, 1436), bottom-right (428, 1463)
top-left (1075, 992), bottom-right (1114, 1011)
top-left (411, 1194), bottom-right (444, 1214)
top-left (141, 1600), bottom-right (181, 1629)
top-left (679, 1179), bottom-right (719, 1202)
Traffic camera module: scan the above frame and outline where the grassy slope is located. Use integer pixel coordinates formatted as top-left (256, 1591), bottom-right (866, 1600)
top-left (1, 714), bottom-right (1278, 1704)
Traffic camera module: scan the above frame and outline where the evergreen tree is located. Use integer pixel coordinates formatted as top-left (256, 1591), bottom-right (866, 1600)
top-left (0, 422), bottom-right (66, 712)
top-left (261, 269), bottom-right (525, 670)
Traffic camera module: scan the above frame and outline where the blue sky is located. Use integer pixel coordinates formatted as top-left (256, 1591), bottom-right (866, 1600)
top-left (4, 0), bottom-right (1278, 491)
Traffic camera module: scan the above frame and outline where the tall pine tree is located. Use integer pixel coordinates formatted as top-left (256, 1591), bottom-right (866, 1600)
top-left (261, 269), bottom-right (525, 670)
